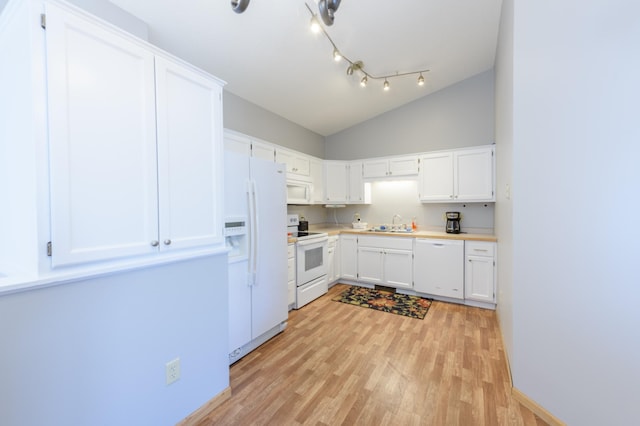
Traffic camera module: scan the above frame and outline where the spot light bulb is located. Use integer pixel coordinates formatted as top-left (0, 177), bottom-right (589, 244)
top-left (360, 75), bottom-right (368, 87)
top-left (383, 79), bottom-right (390, 91)
top-left (310, 16), bottom-right (321, 33)
top-left (333, 49), bottom-right (342, 62)
top-left (418, 73), bottom-right (425, 86)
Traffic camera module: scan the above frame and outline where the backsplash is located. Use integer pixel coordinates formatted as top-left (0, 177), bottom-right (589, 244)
top-left (288, 180), bottom-right (494, 233)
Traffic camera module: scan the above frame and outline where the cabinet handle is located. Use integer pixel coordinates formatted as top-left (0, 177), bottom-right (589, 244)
top-left (151, 240), bottom-right (159, 247)
top-left (474, 249), bottom-right (489, 252)
top-left (164, 239), bottom-right (172, 245)
top-left (450, 195), bottom-right (454, 199)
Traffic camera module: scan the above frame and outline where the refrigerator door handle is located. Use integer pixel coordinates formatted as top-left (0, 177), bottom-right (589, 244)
top-left (251, 179), bottom-right (260, 286)
top-left (247, 179), bottom-right (258, 286)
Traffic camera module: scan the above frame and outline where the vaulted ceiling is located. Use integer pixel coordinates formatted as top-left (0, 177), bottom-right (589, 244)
top-left (111, 0), bottom-right (503, 136)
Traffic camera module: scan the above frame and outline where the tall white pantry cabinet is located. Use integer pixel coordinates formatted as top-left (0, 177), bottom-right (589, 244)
top-left (0, 0), bottom-right (226, 279)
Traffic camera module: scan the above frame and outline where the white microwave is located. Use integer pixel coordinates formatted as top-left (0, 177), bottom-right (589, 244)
top-left (286, 179), bottom-right (313, 205)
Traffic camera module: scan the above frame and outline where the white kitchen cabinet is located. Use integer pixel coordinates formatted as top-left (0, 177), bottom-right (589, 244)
top-left (465, 241), bottom-right (496, 304)
top-left (357, 236), bottom-right (413, 289)
top-left (326, 236), bottom-right (339, 285)
top-left (251, 140), bottom-right (276, 162)
top-left (46, 2), bottom-right (224, 267)
top-left (309, 158), bottom-right (325, 204)
top-left (324, 161), bottom-right (368, 205)
top-left (419, 146), bottom-right (495, 202)
top-left (276, 147), bottom-right (310, 177)
top-left (287, 243), bottom-right (296, 309)
top-left (339, 234), bottom-right (358, 280)
top-left (362, 155), bottom-right (419, 178)
top-left (348, 161), bottom-right (365, 203)
top-left (413, 239), bottom-right (464, 299)
top-left (324, 161), bottom-right (349, 203)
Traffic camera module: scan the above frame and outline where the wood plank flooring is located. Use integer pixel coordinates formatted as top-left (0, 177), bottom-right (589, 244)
top-left (194, 284), bottom-right (547, 425)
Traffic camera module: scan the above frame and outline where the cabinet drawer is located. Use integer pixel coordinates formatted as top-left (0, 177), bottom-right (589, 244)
top-left (465, 241), bottom-right (495, 257)
top-left (358, 235), bottom-right (413, 250)
top-left (287, 244), bottom-right (295, 258)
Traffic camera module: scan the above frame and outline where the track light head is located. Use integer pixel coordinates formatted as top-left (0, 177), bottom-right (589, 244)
top-left (230, 0), bottom-right (250, 14)
top-left (383, 79), bottom-right (390, 91)
top-left (360, 76), bottom-right (368, 87)
top-left (418, 73), bottom-right (425, 86)
top-left (346, 61), bottom-right (363, 76)
top-left (318, 0), bottom-right (342, 26)
top-left (333, 49), bottom-right (342, 62)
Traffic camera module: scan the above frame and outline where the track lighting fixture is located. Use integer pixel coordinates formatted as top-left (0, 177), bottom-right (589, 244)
top-left (230, 0), bottom-right (250, 14)
top-left (304, 3), bottom-right (429, 92)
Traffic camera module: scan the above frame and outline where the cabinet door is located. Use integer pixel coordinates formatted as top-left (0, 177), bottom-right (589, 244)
top-left (362, 159), bottom-right (389, 178)
top-left (348, 161), bottom-right (364, 203)
top-left (324, 161), bottom-right (348, 203)
top-left (357, 246), bottom-right (384, 284)
top-left (251, 140), bottom-right (275, 162)
top-left (46, 3), bottom-right (158, 266)
top-left (276, 148), bottom-right (310, 176)
top-left (383, 249), bottom-right (413, 289)
top-left (419, 152), bottom-right (454, 201)
top-left (414, 239), bottom-right (464, 299)
top-left (465, 255), bottom-right (495, 302)
top-left (155, 56), bottom-right (223, 251)
top-left (327, 246), bottom-right (336, 283)
top-left (339, 235), bottom-right (358, 279)
top-left (388, 156), bottom-right (419, 176)
top-left (309, 158), bottom-right (324, 204)
top-left (454, 147), bottom-right (494, 201)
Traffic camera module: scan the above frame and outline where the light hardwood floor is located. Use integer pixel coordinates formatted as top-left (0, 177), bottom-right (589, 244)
top-left (195, 284), bottom-right (547, 425)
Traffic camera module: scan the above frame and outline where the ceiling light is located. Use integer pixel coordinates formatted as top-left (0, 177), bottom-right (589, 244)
top-left (230, 0), bottom-right (250, 14)
top-left (303, 3), bottom-right (429, 94)
top-left (310, 15), bottom-right (321, 33)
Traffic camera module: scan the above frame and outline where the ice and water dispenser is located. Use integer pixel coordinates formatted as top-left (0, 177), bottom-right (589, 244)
top-left (224, 217), bottom-right (248, 261)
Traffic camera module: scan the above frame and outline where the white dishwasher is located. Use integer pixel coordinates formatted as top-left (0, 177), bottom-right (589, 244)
top-left (413, 239), bottom-right (464, 299)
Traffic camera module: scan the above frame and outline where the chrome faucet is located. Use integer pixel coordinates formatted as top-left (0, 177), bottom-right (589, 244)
top-left (392, 214), bottom-right (403, 225)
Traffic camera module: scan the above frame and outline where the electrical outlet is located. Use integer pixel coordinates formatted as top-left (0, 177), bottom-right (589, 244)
top-left (166, 358), bottom-right (180, 385)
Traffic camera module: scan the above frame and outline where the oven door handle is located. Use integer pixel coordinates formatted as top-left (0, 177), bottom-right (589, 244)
top-left (296, 237), bottom-right (329, 247)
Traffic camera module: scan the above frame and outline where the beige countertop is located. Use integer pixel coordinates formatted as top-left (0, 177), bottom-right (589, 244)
top-left (287, 224), bottom-right (497, 243)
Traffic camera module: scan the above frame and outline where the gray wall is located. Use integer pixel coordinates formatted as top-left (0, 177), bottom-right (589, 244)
top-left (0, 256), bottom-right (229, 425)
top-left (224, 91), bottom-right (325, 158)
top-left (496, 0), bottom-right (640, 424)
top-left (325, 70), bottom-right (495, 160)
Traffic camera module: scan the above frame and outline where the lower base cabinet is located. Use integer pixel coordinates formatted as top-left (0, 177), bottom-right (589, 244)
top-left (413, 239), bottom-right (464, 299)
top-left (357, 236), bottom-right (412, 289)
top-left (464, 241), bottom-right (496, 303)
top-left (287, 243), bottom-right (295, 308)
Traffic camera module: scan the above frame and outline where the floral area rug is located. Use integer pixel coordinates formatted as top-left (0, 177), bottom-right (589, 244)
top-left (332, 286), bottom-right (432, 320)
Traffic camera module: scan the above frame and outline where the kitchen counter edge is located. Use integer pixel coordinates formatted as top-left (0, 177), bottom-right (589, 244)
top-left (288, 228), bottom-right (497, 243)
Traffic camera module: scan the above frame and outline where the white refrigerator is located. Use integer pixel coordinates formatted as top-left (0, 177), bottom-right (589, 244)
top-left (224, 133), bottom-right (288, 363)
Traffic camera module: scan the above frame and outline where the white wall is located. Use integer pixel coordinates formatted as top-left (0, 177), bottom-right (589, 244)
top-left (497, 1), bottom-right (640, 424)
top-left (325, 70), bottom-right (495, 160)
top-left (0, 256), bottom-right (229, 426)
top-left (494, 0), bottom-right (514, 366)
top-left (224, 91), bottom-right (325, 158)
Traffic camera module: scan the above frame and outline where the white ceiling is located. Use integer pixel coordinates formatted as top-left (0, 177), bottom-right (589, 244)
top-left (110, 0), bottom-right (503, 136)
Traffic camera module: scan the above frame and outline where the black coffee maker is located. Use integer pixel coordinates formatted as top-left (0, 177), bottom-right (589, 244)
top-left (445, 212), bottom-right (461, 234)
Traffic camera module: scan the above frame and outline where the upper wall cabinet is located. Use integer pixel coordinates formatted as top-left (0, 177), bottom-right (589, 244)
top-left (44, 1), bottom-right (224, 267)
top-left (251, 139), bottom-right (276, 162)
top-left (419, 146), bottom-right (495, 203)
top-left (276, 147), bottom-right (310, 177)
top-left (362, 155), bottom-right (419, 179)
